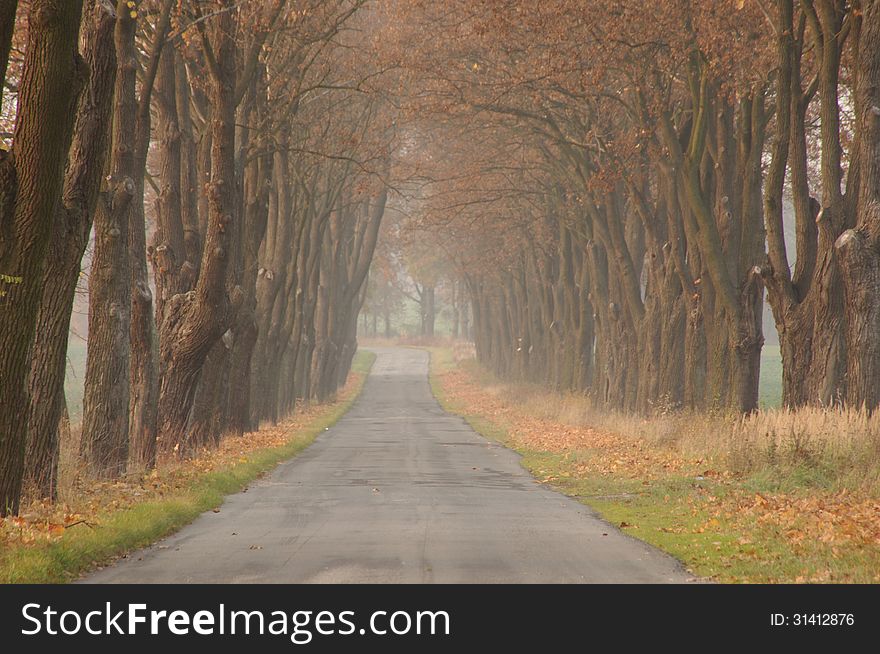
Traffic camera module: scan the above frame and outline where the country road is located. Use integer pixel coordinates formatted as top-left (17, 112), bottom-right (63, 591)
top-left (85, 348), bottom-right (692, 583)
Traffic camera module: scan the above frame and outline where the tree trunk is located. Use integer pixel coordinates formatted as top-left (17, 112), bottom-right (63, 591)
top-left (838, 1), bottom-right (880, 409)
top-left (82, 3), bottom-right (139, 477)
top-left (0, 0), bottom-right (85, 515)
top-left (128, 0), bottom-right (172, 471)
top-left (24, 1), bottom-right (115, 498)
top-left (425, 286), bottom-right (435, 337)
top-left (156, 2), bottom-right (239, 451)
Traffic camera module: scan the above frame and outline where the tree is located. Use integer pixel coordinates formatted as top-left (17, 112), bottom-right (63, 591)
top-left (81, 0), bottom-right (139, 477)
top-left (838, 0), bottom-right (880, 409)
top-left (25, 0), bottom-right (117, 497)
top-left (0, 0), bottom-right (85, 515)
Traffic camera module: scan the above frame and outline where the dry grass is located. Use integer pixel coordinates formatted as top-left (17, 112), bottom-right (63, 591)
top-left (431, 349), bottom-right (880, 582)
top-left (468, 372), bottom-right (880, 494)
top-left (52, 410), bottom-right (331, 508)
top-left (452, 341), bottom-right (476, 361)
top-left (3, 357), bottom-right (372, 554)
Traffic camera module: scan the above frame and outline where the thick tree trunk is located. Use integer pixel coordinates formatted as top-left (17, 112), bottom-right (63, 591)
top-left (228, 315), bottom-right (258, 433)
top-left (176, 52), bottom-right (201, 277)
top-left (82, 3), bottom-right (139, 477)
top-left (128, 0), bottom-right (172, 471)
top-left (24, 1), bottom-right (115, 498)
top-left (152, 47), bottom-right (186, 327)
top-left (156, 3), bottom-right (239, 451)
top-left (0, 0), bottom-right (85, 515)
top-left (226, 85), bottom-right (271, 435)
top-left (128, 253), bottom-right (158, 469)
top-left (801, 2), bottom-right (849, 407)
top-left (188, 339), bottom-right (229, 449)
top-left (838, 1), bottom-right (880, 409)
top-left (733, 273), bottom-right (765, 412)
top-left (24, 265), bottom-right (75, 497)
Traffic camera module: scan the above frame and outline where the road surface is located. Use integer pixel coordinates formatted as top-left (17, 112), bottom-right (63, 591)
top-left (85, 347), bottom-right (692, 583)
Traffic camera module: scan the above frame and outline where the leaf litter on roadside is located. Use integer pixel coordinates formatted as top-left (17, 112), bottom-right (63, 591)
top-left (437, 362), bottom-right (880, 582)
top-left (0, 372), bottom-right (365, 551)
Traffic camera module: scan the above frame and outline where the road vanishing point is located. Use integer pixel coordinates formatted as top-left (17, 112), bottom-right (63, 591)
top-left (85, 347), bottom-right (693, 583)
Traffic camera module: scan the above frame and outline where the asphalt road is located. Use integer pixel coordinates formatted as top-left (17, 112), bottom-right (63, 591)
top-left (85, 347), bottom-right (692, 583)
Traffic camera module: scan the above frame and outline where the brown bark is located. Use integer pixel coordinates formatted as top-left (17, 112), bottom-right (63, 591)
top-left (803, 0), bottom-right (850, 406)
top-left (82, 2), bottom-right (138, 477)
top-left (251, 133), bottom-right (294, 423)
top-left (24, 1), bottom-right (115, 497)
top-left (227, 113), bottom-right (271, 435)
top-left (128, 0), bottom-right (173, 471)
top-left (314, 190), bottom-right (386, 401)
top-left (0, 0), bottom-right (84, 515)
top-left (760, 1), bottom-right (851, 409)
top-left (659, 70), bottom-right (765, 413)
top-left (156, 1), bottom-right (240, 451)
top-left (176, 52), bottom-right (201, 277)
top-left (152, 45), bottom-right (186, 327)
top-left (187, 338), bottom-right (229, 450)
top-left (292, 207), bottom-right (328, 409)
top-left (838, 0), bottom-right (880, 409)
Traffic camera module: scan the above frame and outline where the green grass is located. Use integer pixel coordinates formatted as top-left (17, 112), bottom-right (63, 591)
top-left (0, 350), bottom-right (375, 584)
top-left (517, 456), bottom-right (878, 583)
top-left (426, 347), bottom-right (880, 582)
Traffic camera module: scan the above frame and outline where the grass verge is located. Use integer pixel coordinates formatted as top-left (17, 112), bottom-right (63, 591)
top-left (426, 347), bottom-right (880, 583)
top-left (0, 350), bottom-right (375, 584)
